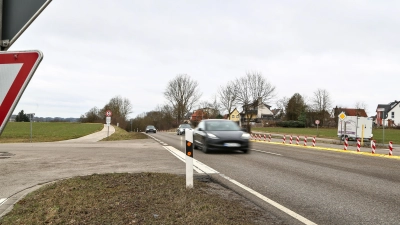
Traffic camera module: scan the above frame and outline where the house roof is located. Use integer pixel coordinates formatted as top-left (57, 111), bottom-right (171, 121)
top-left (338, 108), bottom-right (368, 117)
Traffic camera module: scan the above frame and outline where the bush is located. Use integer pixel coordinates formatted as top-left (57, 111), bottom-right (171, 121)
top-left (276, 120), bottom-right (305, 128)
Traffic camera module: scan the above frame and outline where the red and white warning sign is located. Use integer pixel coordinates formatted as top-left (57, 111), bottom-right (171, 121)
top-left (0, 50), bottom-right (43, 135)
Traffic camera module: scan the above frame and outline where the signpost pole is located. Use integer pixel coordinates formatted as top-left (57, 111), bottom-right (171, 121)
top-left (377, 108), bottom-right (385, 145)
top-left (30, 114), bottom-right (33, 142)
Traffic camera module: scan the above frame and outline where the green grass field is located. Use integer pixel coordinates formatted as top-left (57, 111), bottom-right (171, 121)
top-left (252, 127), bottom-right (400, 144)
top-left (0, 122), bottom-right (104, 143)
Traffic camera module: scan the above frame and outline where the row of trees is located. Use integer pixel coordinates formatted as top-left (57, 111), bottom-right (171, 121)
top-left (276, 89), bottom-right (333, 127)
top-left (80, 96), bottom-right (132, 129)
top-left (80, 73), bottom-right (367, 132)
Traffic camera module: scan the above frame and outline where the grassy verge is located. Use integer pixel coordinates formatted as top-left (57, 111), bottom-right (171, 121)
top-left (0, 123), bottom-right (103, 143)
top-left (0, 173), bottom-right (270, 225)
top-left (102, 126), bottom-right (148, 141)
top-left (252, 127), bottom-right (400, 143)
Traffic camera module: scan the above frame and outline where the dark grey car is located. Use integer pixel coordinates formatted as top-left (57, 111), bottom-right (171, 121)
top-left (145, 125), bottom-right (157, 133)
top-left (193, 119), bottom-right (250, 154)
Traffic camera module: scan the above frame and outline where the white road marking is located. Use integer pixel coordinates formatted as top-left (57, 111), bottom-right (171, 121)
top-left (163, 146), bottom-right (219, 174)
top-left (0, 198), bottom-right (7, 206)
top-left (219, 174), bottom-right (317, 225)
top-left (252, 149), bottom-right (283, 156)
top-left (163, 145), bottom-right (317, 225)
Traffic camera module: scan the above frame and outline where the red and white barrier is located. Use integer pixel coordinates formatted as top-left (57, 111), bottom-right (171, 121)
top-left (289, 135), bottom-right (293, 144)
top-left (264, 134), bottom-right (267, 141)
top-left (357, 139), bottom-right (361, 152)
top-left (344, 138), bottom-right (348, 150)
top-left (389, 141), bottom-right (393, 156)
top-left (312, 137), bottom-right (316, 147)
top-left (296, 136), bottom-right (300, 145)
top-left (258, 134), bottom-right (261, 141)
top-left (371, 140), bottom-right (376, 154)
top-left (268, 134), bottom-right (272, 142)
top-left (304, 136), bottom-right (307, 146)
top-left (283, 135), bottom-right (286, 144)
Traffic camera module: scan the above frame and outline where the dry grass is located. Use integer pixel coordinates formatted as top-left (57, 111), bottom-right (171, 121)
top-left (0, 173), bottom-right (275, 225)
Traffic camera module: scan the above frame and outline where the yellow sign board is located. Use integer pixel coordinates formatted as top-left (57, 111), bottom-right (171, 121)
top-left (339, 112), bottom-right (346, 120)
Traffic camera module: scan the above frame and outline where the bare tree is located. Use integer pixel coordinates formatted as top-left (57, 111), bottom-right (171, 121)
top-left (234, 72), bottom-right (276, 132)
top-left (218, 81), bottom-right (237, 120)
top-left (102, 96), bottom-right (133, 127)
top-left (164, 74), bottom-right (202, 123)
top-left (355, 101), bottom-right (368, 116)
top-left (311, 89), bottom-right (332, 125)
top-left (275, 96), bottom-right (289, 120)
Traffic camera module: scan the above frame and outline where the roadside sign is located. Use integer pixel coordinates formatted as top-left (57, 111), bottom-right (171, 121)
top-left (105, 110), bottom-right (112, 117)
top-left (0, 50), bottom-right (43, 135)
top-left (315, 120), bottom-right (320, 125)
top-left (106, 116), bottom-right (111, 125)
top-left (1, 0), bottom-right (52, 50)
top-left (339, 112), bottom-right (346, 121)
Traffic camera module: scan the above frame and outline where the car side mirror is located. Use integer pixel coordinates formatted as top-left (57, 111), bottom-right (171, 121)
top-left (198, 128), bottom-right (203, 131)
top-left (241, 128), bottom-right (247, 132)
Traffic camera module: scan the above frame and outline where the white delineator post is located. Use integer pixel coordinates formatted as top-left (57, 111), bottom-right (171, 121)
top-left (185, 130), bottom-right (194, 188)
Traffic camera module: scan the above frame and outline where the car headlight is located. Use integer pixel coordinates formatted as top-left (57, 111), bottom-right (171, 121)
top-left (241, 133), bottom-right (250, 139)
top-left (207, 133), bottom-right (219, 139)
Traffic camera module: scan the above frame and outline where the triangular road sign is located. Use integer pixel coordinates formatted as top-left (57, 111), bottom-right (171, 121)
top-left (0, 50), bottom-right (43, 135)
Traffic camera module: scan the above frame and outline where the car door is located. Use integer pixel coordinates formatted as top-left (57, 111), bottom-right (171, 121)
top-left (194, 121), bottom-right (206, 147)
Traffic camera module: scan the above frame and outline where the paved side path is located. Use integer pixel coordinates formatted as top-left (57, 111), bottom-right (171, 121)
top-left (58, 124), bottom-right (115, 143)
top-left (0, 126), bottom-right (184, 218)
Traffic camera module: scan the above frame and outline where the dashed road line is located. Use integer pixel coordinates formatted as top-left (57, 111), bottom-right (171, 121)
top-left (251, 149), bottom-right (283, 156)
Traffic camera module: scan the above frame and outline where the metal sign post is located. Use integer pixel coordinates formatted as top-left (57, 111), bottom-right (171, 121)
top-left (338, 112), bottom-right (346, 143)
top-left (106, 116), bottom-right (111, 137)
top-left (377, 108), bottom-right (385, 144)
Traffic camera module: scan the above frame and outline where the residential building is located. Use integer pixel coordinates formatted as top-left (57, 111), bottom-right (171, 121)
top-left (240, 99), bottom-right (274, 123)
top-left (227, 108), bottom-right (241, 125)
top-left (376, 100), bottom-right (400, 126)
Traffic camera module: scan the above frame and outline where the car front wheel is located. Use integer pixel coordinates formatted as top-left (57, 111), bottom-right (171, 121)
top-left (201, 139), bottom-right (209, 154)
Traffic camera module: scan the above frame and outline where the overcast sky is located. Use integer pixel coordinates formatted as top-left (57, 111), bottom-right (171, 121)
top-left (8, 0), bottom-right (400, 119)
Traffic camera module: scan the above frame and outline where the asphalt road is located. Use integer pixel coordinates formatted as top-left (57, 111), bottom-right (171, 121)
top-left (155, 132), bottom-right (400, 225)
top-left (2, 128), bottom-right (400, 224)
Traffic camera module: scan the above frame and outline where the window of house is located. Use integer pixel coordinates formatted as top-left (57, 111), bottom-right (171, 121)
top-left (231, 115), bottom-right (235, 119)
top-left (392, 112), bottom-right (395, 119)
top-left (236, 115), bottom-right (239, 118)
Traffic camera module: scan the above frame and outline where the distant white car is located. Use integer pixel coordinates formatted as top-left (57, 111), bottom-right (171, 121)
top-left (176, 124), bottom-right (192, 135)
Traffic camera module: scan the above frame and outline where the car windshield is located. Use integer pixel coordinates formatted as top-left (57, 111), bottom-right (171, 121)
top-left (146, 126), bottom-right (155, 129)
top-left (205, 121), bottom-right (241, 131)
top-left (180, 124), bottom-right (191, 128)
